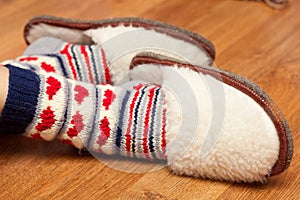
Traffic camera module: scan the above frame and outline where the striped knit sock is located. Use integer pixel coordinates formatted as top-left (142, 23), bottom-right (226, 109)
top-left (2, 37), bottom-right (111, 84)
top-left (0, 64), bottom-right (167, 159)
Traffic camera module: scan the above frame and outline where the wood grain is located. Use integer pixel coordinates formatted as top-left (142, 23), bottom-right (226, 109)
top-left (0, 0), bottom-right (299, 199)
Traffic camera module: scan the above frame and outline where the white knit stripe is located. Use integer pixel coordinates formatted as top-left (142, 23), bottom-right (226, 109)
top-left (146, 87), bottom-right (162, 159)
top-left (140, 85), bottom-right (156, 159)
top-left (91, 46), bottom-right (103, 84)
top-left (103, 85), bottom-right (121, 153)
top-left (57, 80), bottom-right (97, 149)
top-left (154, 89), bottom-right (165, 159)
top-left (151, 88), bottom-right (164, 159)
top-left (4, 56), bottom-right (64, 76)
top-left (23, 72), bottom-right (68, 141)
top-left (70, 45), bottom-right (82, 81)
top-left (133, 85), bottom-right (151, 159)
top-left (73, 46), bottom-right (88, 83)
top-left (89, 97), bottom-right (102, 152)
top-left (123, 85), bottom-right (140, 157)
top-left (93, 46), bottom-right (106, 84)
top-left (90, 85), bottom-right (120, 154)
top-left (118, 90), bottom-right (132, 157)
top-left (87, 88), bottom-right (102, 151)
top-left (59, 55), bottom-right (74, 80)
top-left (60, 44), bottom-right (77, 80)
top-left (79, 46), bottom-right (91, 83)
top-left (128, 84), bottom-right (150, 157)
top-left (139, 85), bottom-right (162, 159)
top-left (99, 95), bottom-right (121, 155)
top-left (1, 60), bottom-right (32, 70)
top-left (85, 45), bottom-right (97, 84)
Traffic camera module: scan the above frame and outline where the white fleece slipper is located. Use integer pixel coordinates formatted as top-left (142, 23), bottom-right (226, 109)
top-left (23, 15), bottom-right (215, 85)
top-left (128, 52), bottom-right (293, 183)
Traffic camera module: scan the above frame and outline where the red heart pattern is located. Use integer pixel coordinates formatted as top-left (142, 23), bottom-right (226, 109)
top-left (41, 62), bottom-right (56, 73)
top-left (46, 76), bottom-right (62, 100)
top-left (102, 89), bottom-right (116, 110)
top-left (67, 111), bottom-right (85, 138)
top-left (74, 85), bottom-right (89, 105)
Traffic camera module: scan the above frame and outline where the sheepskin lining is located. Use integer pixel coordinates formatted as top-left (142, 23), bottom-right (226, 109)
top-left (25, 23), bottom-right (214, 85)
top-left (24, 16), bottom-right (216, 61)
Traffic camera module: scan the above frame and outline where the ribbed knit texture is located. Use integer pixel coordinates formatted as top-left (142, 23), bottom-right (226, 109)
top-left (0, 63), bottom-right (166, 159)
top-left (0, 65), bottom-right (40, 135)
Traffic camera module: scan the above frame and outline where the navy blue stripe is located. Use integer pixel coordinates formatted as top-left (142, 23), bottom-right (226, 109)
top-left (56, 79), bottom-right (69, 137)
top-left (115, 90), bottom-right (131, 150)
top-left (148, 88), bottom-right (160, 158)
top-left (70, 45), bottom-right (82, 81)
top-left (46, 54), bottom-right (68, 78)
top-left (88, 46), bottom-right (100, 84)
top-left (0, 65), bottom-right (40, 135)
top-left (131, 86), bottom-right (147, 153)
top-left (87, 87), bottom-right (99, 149)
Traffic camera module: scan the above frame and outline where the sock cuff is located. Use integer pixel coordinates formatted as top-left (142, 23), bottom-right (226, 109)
top-left (0, 65), bottom-right (40, 135)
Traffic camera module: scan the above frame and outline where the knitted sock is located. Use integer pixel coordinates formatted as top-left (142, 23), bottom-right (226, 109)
top-left (2, 37), bottom-right (111, 84)
top-left (0, 64), bottom-right (166, 159)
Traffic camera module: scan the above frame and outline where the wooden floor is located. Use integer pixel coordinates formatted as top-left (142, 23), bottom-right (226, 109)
top-left (0, 0), bottom-right (300, 199)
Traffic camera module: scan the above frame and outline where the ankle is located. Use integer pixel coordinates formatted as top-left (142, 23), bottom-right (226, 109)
top-left (0, 66), bottom-right (9, 115)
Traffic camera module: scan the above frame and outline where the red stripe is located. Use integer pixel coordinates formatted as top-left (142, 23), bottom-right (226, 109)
top-left (142, 86), bottom-right (157, 158)
top-left (80, 46), bottom-right (95, 84)
top-left (100, 48), bottom-right (111, 84)
top-left (125, 84), bottom-right (144, 153)
top-left (161, 108), bottom-right (167, 158)
top-left (19, 57), bottom-right (38, 62)
top-left (60, 44), bottom-right (78, 80)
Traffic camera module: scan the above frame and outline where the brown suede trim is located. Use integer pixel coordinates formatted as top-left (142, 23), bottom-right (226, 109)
top-left (243, 0), bottom-right (288, 9)
top-left (264, 0), bottom-right (288, 9)
top-left (130, 53), bottom-right (293, 177)
top-left (23, 15), bottom-right (216, 62)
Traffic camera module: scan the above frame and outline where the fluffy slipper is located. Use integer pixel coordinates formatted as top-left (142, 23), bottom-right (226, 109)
top-left (128, 52), bottom-right (293, 183)
top-left (23, 15), bottom-right (215, 85)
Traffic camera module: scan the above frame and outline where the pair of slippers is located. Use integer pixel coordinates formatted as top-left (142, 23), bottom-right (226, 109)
top-left (22, 15), bottom-right (293, 183)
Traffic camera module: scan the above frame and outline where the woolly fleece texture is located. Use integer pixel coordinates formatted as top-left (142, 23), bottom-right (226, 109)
top-left (26, 23), bottom-right (212, 85)
top-left (130, 63), bottom-right (280, 182)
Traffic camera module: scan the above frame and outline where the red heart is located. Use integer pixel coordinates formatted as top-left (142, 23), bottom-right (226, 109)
top-left (46, 76), bottom-right (62, 100)
top-left (67, 111), bottom-right (85, 138)
top-left (102, 89), bottom-right (116, 110)
top-left (97, 116), bottom-right (111, 146)
top-left (74, 85), bottom-right (89, 105)
top-left (41, 62), bottom-right (56, 73)
top-left (35, 106), bottom-right (56, 132)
